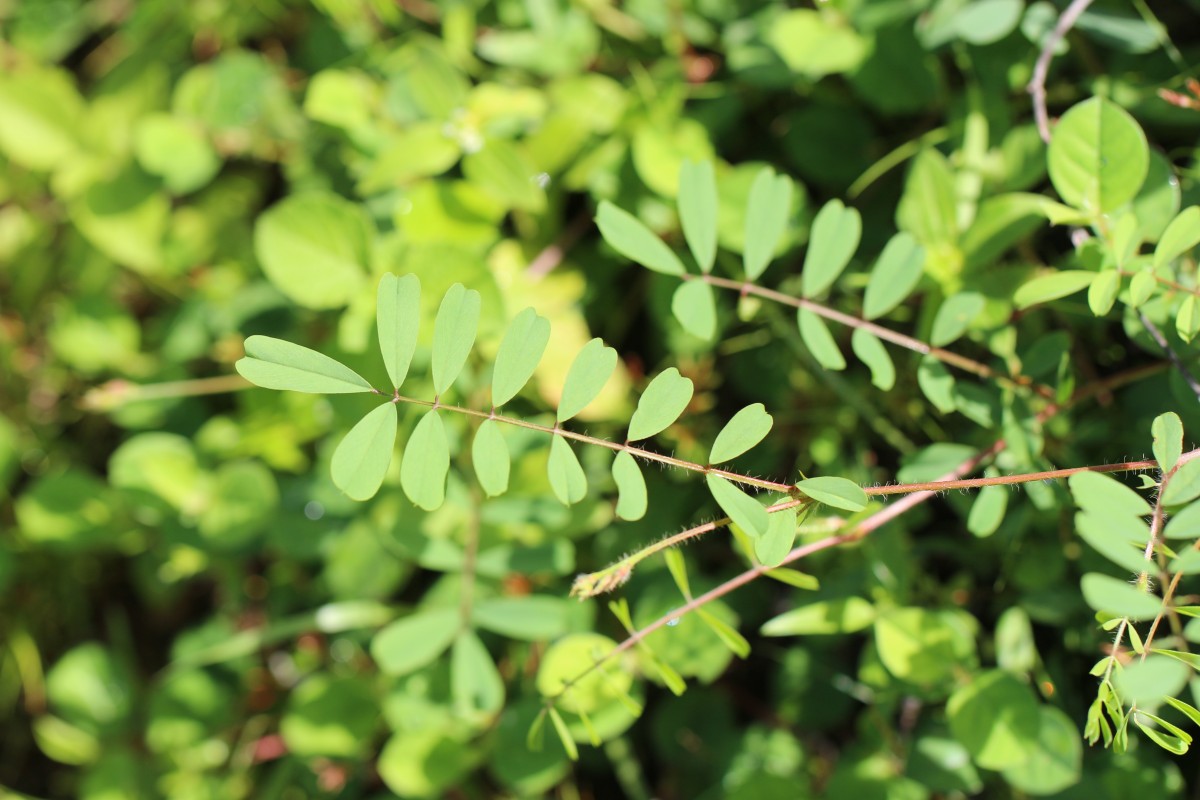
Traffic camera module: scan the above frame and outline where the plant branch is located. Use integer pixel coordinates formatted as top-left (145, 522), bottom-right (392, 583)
top-left (1027, 0), bottom-right (1096, 143)
top-left (1137, 311), bottom-right (1200, 401)
top-left (698, 275), bottom-right (1055, 400)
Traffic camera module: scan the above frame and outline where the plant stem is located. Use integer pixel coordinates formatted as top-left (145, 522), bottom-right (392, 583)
top-left (1027, 0), bottom-right (1097, 143)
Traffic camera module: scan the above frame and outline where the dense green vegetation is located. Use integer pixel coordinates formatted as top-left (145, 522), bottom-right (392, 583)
top-left (5, 0), bottom-right (1200, 797)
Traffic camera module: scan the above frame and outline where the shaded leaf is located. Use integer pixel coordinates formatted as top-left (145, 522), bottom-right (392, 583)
top-left (627, 368), bottom-right (694, 442)
top-left (754, 507), bottom-right (797, 567)
top-left (431, 283), bottom-right (481, 395)
top-left (1088, 270), bottom-right (1120, 316)
top-left (761, 598), bottom-right (875, 635)
top-left (743, 168), bottom-right (793, 281)
top-left (612, 451), bottom-right (647, 521)
top-left (1178, 296), bottom-right (1200, 343)
top-left (930, 292), bottom-right (984, 347)
top-left (1155, 206), bottom-right (1200, 269)
top-left (695, 607), bottom-right (750, 658)
top-left (451, 631), bottom-right (505, 717)
top-left (377, 273), bottom-right (421, 390)
top-left (401, 410), bottom-right (449, 511)
top-left (851, 329), bottom-right (895, 391)
top-left (547, 437), bottom-right (587, 506)
top-left (1164, 459), bottom-right (1200, 506)
top-left (1013, 271), bottom-right (1095, 309)
top-left (331, 403), bottom-right (398, 501)
top-left (472, 419), bottom-right (510, 498)
top-left (706, 475), bottom-right (769, 539)
top-left (709, 403), bottom-right (773, 465)
top-left (671, 280), bottom-right (717, 340)
top-left (1153, 412), bottom-right (1183, 473)
top-left (798, 308), bottom-right (846, 370)
top-left (492, 307), bottom-right (551, 407)
top-left (796, 476), bottom-right (868, 512)
top-left (1080, 573), bottom-right (1160, 620)
top-left (678, 160), bottom-right (718, 273)
top-left (1047, 97), bottom-right (1149, 214)
top-left (596, 201), bottom-right (685, 276)
top-left (371, 608), bottom-right (459, 675)
top-left (863, 232), bottom-right (925, 320)
top-left (237, 336), bottom-right (374, 394)
top-left (802, 199), bottom-right (861, 298)
top-left (473, 596), bottom-right (568, 640)
top-left (558, 338), bottom-right (618, 422)
top-left (547, 707), bottom-right (578, 761)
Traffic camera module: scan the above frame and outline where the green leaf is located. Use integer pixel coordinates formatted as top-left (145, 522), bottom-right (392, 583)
top-left (709, 403), bottom-right (773, 465)
top-left (1134, 714), bottom-right (1189, 755)
top-left (558, 338), bottom-right (618, 422)
top-left (1129, 270), bottom-right (1156, 308)
top-left (492, 307), bottom-right (551, 407)
top-left (1069, 470), bottom-right (1152, 518)
top-left (1165, 499), bottom-right (1200, 539)
top-left (611, 451), bottom-right (647, 521)
top-left (1163, 459), bottom-right (1200, 506)
top-left (896, 148), bottom-right (959, 248)
top-left (875, 608), bottom-right (977, 687)
top-left (798, 309), bottom-right (846, 370)
top-left (706, 474), bottom-right (769, 539)
top-left (802, 199), bottom-right (861, 298)
top-left (767, 9), bottom-right (868, 78)
top-left (930, 292), bottom-right (985, 347)
top-left (401, 410), bottom-right (450, 511)
top-left (765, 568), bottom-right (820, 590)
top-left (377, 273), bottom-right (421, 391)
top-left (1178, 296), bottom-right (1200, 343)
top-left (918, 356), bottom-right (957, 413)
top-left (1155, 206), bottom-right (1200, 268)
top-left (472, 419), bottom-right (510, 498)
top-left (1076, 511), bottom-right (1151, 573)
top-left (796, 476), bottom-right (868, 512)
top-left (663, 549), bottom-right (690, 597)
top-left (462, 138), bottom-right (546, 212)
top-left (1153, 412), bottom-right (1184, 473)
top-left (331, 404), bottom-right (398, 501)
top-left (678, 160), bottom-right (718, 273)
top-left (547, 437), bottom-right (587, 506)
top-left (473, 596), bottom-right (568, 640)
top-left (754, 508), bottom-right (797, 567)
top-left (863, 232), bottom-right (925, 320)
top-left (968, 483), bottom-right (1008, 538)
top-left (995, 607), bottom-right (1036, 674)
top-left (0, 66), bottom-right (83, 170)
top-left (371, 608), bottom-right (459, 675)
top-left (1013, 271), bottom-right (1095, 309)
top-left (947, 670), bottom-right (1041, 770)
top-left (281, 675), bottom-right (377, 758)
top-left (1088, 270), bottom-right (1120, 316)
top-left (761, 598), bottom-right (875, 635)
top-left (547, 707), bottom-right (578, 761)
top-left (134, 113), bottom-right (221, 194)
top-left (671, 280), bottom-right (717, 340)
top-left (1116, 656), bottom-right (1191, 708)
top-left (627, 368), bottom-right (694, 442)
top-left (1047, 97), bottom-right (1149, 214)
top-left (850, 329), bottom-right (895, 391)
top-left (1000, 706), bottom-right (1083, 796)
top-left (743, 168), bottom-right (793, 281)
top-left (451, 631), bottom-right (505, 718)
top-left (596, 201), bottom-right (685, 276)
top-left (431, 283), bottom-right (481, 396)
top-left (253, 191), bottom-right (372, 309)
top-left (952, 0), bottom-right (1022, 44)
top-left (695, 607), bottom-right (751, 658)
top-left (1080, 573), bottom-right (1160, 620)
top-left (237, 336), bottom-right (374, 394)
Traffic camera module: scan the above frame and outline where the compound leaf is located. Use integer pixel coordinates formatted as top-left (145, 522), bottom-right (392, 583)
top-left (547, 437), bottom-right (587, 506)
top-left (802, 199), bottom-right (861, 298)
top-left (1155, 206), bottom-right (1200, 269)
top-left (237, 336), bottom-right (373, 394)
top-left (1153, 412), bottom-right (1184, 473)
top-left (376, 273), bottom-right (421, 390)
top-left (627, 368), bottom-right (694, 442)
top-left (798, 309), bottom-right (846, 370)
top-left (431, 283), bottom-right (481, 396)
top-left (671, 280), bottom-right (717, 340)
top-left (558, 338), bottom-right (618, 422)
top-left (706, 474), bottom-right (769, 539)
top-left (863, 232), bottom-right (925, 320)
top-left (492, 307), bottom-right (550, 407)
top-left (678, 160), bottom-right (718, 273)
top-left (1048, 96), bottom-right (1149, 214)
top-left (472, 418), bottom-right (510, 498)
top-left (596, 201), bottom-right (685, 276)
top-left (401, 410), bottom-right (449, 511)
top-left (755, 507), bottom-right (797, 567)
top-left (612, 451), bottom-right (647, 521)
top-left (709, 403), bottom-right (773, 464)
top-left (331, 403), bottom-right (398, 501)
top-left (796, 476), bottom-right (868, 512)
top-left (744, 168), bottom-right (793, 281)
top-left (850, 329), bottom-right (895, 391)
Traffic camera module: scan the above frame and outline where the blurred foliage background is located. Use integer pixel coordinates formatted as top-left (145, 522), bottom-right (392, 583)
top-left (5, 0), bottom-right (1200, 798)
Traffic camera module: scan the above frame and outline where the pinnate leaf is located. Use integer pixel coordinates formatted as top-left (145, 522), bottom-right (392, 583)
top-left (744, 167), bottom-right (793, 281)
top-left (706, 474), bottom-right (769, 539)
top-left (802, 199), bottom-right (861, 298)
top-left (331, 403), bottom-right (398, 501)
top-left (432, 283), bottom-right (481, 395)
top-left (492, 307), bottom-right (550, 407)
top-left (558, 338), bottom-right (618, 422)
top-left (1153, 412), bottom-right (1183, 473)
top-left (596, 201), bottom-right (685, 276)
top-left (1164, 459), bottom-right (1200, 506)
top-left (798, 309), bottom-right (846, 370)
top-left (472, 596), bottom-right (568, 640)
top-left (863, 232), bottom-right (924, 319)
top-left (472, 419), bottom-right (510, 497)
top-left (709, 403), bottom-right (773, 464)
top-left (796, 476), bottom-right (867, 512)
top-left (547, 437), bottom-right (587, 506)
top-left (627, 368), bottom-right (694, 442)
top-left (671, 280), bottom-right (717, 340)
top-left (678, 160), bottom-right (718, 273)
top-left (401, 410), bottom-right (449, 511)
top-left (755, 507), bottom-right (797, 567)
top-left (376, 273), bottom-right (421, 390)
top-left (612, 451), bottom-right (647, 521)
top-left (237, 336), bottom-right (374, 394)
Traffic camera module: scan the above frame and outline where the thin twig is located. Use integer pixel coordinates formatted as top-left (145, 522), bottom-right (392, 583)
top-left (1027, 0), bottom-right (1097, 143)
top-left (1138, 311), bottom-right (1200, 401)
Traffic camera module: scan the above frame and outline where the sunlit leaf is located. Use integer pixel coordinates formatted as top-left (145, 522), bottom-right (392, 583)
top-left (796, 476), bottom-right (867, 512)
top-left (754, 507), bottom-right (797, 567)
top-left (547, 437), bottom-right (587, 506)
top-left (547, 707), bottom-right (578, 761)
top-left (1047, 97), bottom-right (1149, 214)
top-left (709, 403), bottom-right (773, 464)
top-left (1080, 573), bottom-right (1160, 620)
top-left (802, 199), bottom-right (861, 298)
top-left (596, 201), bottom-right (685, 276)
top-left (492, 307), bottom-right (551, 407)
top-left (331, 403), bottom-right (397, 501)
top-left (431, 283), bottom-right (481, 395)
top-left (1155, 206), bottom-right (1200, 269)
top-left (451, 631), bottom-right (505, 717)
top-left (627, 368), bottom-right (693, 442)
top-left (678, 160), bottom-right (718, 273)
top-left (1163, 459), bottom-right (1200, 506)
top-left (706, 474), bottom-right (769, 539)
top-left (1153, 412), bottom-right (1183, 473)
top-left (743, 167), bottom-right (793, 281)
top-left (761, 598), bottom-right (875, 635)
top-left (237, 336), bottom-right (374, 394)
top-left (1088, 270), bottom-right (1120, 316)
top-left (863, 232), bottom-right (925, 320)
top-left (1013, 271), bottom-right (1095, 309)
top-left (401, 410), bottom-right (449, 511)
top-left (1178, 296), bottom-right (1200, 343)
top-left (377, 273), bottom-right (421, 390)
top-left (472, 419), bottom-right (510, 497)
top-left (611, 451), bottom-right (647, 521)
top-left (558, 338), bottom-right (618, 422)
